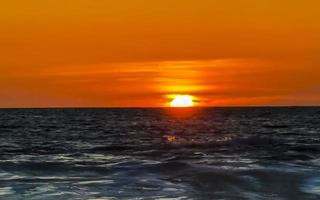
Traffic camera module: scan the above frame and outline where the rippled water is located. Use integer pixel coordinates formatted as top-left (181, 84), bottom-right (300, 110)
top-left (0, 108), bottom-right (320, 199)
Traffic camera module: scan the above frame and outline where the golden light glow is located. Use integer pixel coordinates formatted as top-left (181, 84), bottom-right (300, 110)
top-left (170, 95), bottom-right (194, 107)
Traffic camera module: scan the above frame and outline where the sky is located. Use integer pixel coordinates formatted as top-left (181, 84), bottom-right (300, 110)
top-left (1, 0), bottom-right (320, 107)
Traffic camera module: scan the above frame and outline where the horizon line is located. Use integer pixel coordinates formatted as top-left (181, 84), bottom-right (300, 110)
top-left (0, 105), bottom-right (319, 109)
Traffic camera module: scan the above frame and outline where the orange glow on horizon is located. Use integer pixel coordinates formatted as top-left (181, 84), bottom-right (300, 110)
top-left (1, 1), bottom-right (320, 107)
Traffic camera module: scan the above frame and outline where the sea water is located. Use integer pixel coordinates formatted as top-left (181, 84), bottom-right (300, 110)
top-left (0, 108), bottom-right (319, 199)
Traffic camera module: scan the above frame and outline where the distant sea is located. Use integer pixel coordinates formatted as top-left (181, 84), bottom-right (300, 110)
top-left (0, 108), bottom-right (320, 199)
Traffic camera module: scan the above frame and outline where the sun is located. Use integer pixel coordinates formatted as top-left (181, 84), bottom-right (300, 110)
top-left (170, 95), bottom-right (194, 107)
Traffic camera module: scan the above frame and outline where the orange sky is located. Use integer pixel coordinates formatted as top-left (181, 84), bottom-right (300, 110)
top-left (1, 0), bottom-right (320, 107)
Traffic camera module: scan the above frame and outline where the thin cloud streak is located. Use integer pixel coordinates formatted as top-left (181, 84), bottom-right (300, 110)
top-left (1, 59), bottom-right (319, 107)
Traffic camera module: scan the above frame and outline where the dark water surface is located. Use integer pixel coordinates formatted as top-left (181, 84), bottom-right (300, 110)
top-left (0, 108), bottom-right (320, 199)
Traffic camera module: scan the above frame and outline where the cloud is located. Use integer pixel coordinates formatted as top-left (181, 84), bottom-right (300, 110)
top-left (1, 58), bottom-right (319, 107)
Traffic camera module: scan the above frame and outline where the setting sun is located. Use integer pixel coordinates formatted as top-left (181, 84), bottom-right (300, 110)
top-left (170, 95), bottom-right (194, 107)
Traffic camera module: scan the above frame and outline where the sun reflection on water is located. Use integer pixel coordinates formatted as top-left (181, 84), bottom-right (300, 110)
top-left (164, 107), bottom-right (202, 118)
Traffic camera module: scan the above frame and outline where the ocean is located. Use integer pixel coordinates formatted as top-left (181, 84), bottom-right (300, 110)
top-left (0, 108), bottom-right (319, 199)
